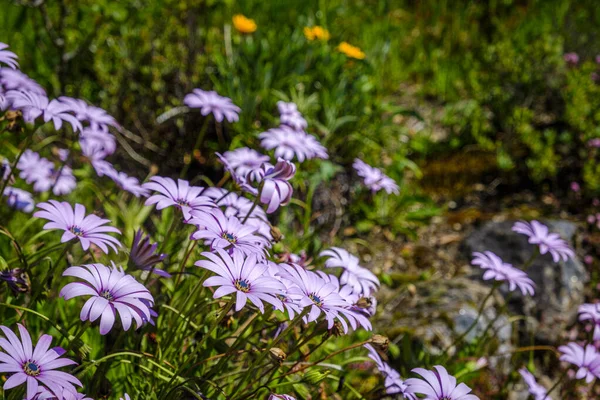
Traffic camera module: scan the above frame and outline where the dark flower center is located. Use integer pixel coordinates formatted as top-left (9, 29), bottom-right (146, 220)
top-left (69, 225), bottom-right (84, 236)
top-left (276, 294), bottom-right (287, 301)
top-left (309, 293), bottom-right (323, 307)
top-left (234, 279), bottom-right (251, 293)
top-left (222, 232), bottom-right (237, 244)
top-left (176, 198), bottom-right (190, 207)
top-left (23, 360), bottom-right (41, 376)
top-left (100, 289), bottom-right (115, 301)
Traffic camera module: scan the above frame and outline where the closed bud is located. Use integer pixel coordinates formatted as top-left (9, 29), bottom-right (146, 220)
top-left (269, 347), bottom-right (287, 365)
top-left (270, 225), bottom-right (284, 242)
top-left (371, 334), bottom-right (389, 352)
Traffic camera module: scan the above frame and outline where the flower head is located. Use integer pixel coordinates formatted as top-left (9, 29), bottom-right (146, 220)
top-left (564, 52), bottom-right (579, 65)
top-left (259, 125), bottom-right (327, 162)
top-left (518, 368), bottom-right (548, 400)
top-left (56, 97), bottom-right (119, 132)
top-left (558, 343), bottom-right (600, 383)
top-left (233, 14), bottom-right (257, 34)
top-left (60, 263), bottom-right (155, 335)
top-left (269, 395), bottom-right (296, 400)
top-left (0, 69), bottom-right (45, 95)
top-left (338, 42), bottom-right (366, 59)
top-left (405, 365), bottom-right (479, 399)
top-left (471, 251), bottom-right (535, 296)
top-left (304, 26), bottom-right (330, 41)
top-left (512, 221), bottom-right (575, 262)
top-left (320, 247), bottom-right (379, 297)
top-left (579, 304), bottom-right (600, 341)
top-left (184, 89), bottom-right (240, 123)
top-left (364, 344), bottom-right (415, 398)
top-left (353, 158), bottom-right (399, 194)
top-left (79, 127), bottom-right (117, 158)
top-left (32, 166), bottom-right (77, 196)
top-left (277, 101), bottom-right (308, 131)
top-left (259, 159), bottom-right (296, 213)
top-left (107, 171), bottom-right (148, 198)
top-left (4, 91), bottom-right (81, 132)
top-left (34, 201), bottom-right (122, 254)
top-left (3, 187), bottom-right (34, 212)
top-left (143, 176), bottom-right (216, 221)
top-left (190, 209), bottom-right (270, 257)
top-left (0, 43), bottom-right (18, 69)
top-left (0, 324), bottom-right (81, 400)
top-left (195, 249), bottom-right (284, 312)
top-left (129, 230), bottom-right (169, 277)
top-left (216, 148), bottom-right (270, 183)
top-left (0, 268), bottom-right (30, 293)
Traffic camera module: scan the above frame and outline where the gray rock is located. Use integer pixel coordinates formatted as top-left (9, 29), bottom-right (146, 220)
top-left (464, 220), bottom-right (587, 343)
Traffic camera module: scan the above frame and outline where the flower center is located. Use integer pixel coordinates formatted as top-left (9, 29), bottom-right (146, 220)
top-left (100, 289), bottom-right (114, 301)
top-left (176, 198), bottom-right (190, 207)
top-left (234, 279), bottom-right (251, 293)
top-left (222, 232), bottom-right (237, 244)
top-left (309, 293), bottom-right (323, 307)
top-left (69, 225), bottom-right (84, 236)
top-left (23, 361), bottom-right (41, 376)
top-left (276, 294), bottom-right (287, 302)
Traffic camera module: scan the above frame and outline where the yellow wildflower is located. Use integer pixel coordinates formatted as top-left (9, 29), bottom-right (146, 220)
top-left (304, 26), bottom-right (330, 41)
top-left (232, 14), bottom-right (257, 34)
top-left (337, 41), bottom-right (365, 60)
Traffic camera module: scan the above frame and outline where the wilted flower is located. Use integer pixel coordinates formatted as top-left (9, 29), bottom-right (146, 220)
top-left (405, 365), bottom-right (479, 399)
top-left (320, 247), bottom-right (379, 297)
top-left (579, 304), bottom-right (600, 341)
top-left (558, 343), bottom-right (600, 383)
top-left (364, 344), bottom-right (415, 398)
top-left (259, 125), bottom-right (327, 162)
top-left (471, 251), bottom-right (535, 295)
top-left (0, 43), bottom-right (18, 69)
top-left (353, 158), bottom-right (399, 195)
top-left (304, 26), bottom-right (330, 41)
top-left (143, 176), bottom-right (216, 221)
top-left (338, 42), bottom-right (366, 59)
top-left (107, 171), bottom-right (149, 198)
top-left (232, 14), bottom-right (257, 34)
top-left (184, 89), bottom-right (241, 123)
top-left (34, 201), bottom-right (122, 254)
top-left (3, 186), bottom-right (34, 212)
top-left (129, 230), bottom-right (169, 277)
top-left (60, 263), bottom-right (155, 335)
top-left (0, 324), bottom-right (81, 400)
top-left (512, 220), bottom-right (575, 262)
top-left (216, 148), bottom-right (270, 182)
top-left (259, 159), bottom-right (295, 213)
top-left (0, 268), bottom-right (30, 293)
top-left (190, 208), bottom-right (270, 257)
top-left (518, 368), bottom-right (549, 400)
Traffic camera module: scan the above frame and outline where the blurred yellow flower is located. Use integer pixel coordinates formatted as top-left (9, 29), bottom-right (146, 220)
top-left (304, 26), bottom-right (330, 41)
top-left (337, 41), bottom-right (365, 60)
top-left (233, 14), bottom-right (257, 34)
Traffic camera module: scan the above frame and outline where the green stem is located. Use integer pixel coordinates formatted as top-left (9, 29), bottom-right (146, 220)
top-left (175, 240), bottom-right (197, 286)
top-left (0, 135), bottom-right (32, 197)
top-left (242, 194), bottom-right (261, 224)
top-left (180, 116), bottom-right (211, 178)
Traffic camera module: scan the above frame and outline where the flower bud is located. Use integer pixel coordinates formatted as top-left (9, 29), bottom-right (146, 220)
top-left (371, 334), bottom-right (389, 352)
top-left (270, 225), bottom-right (284, 243)
top-left (269, 347), bottom-right (287, 365)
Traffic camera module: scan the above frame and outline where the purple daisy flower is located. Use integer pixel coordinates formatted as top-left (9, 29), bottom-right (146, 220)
top-left (0, 268), bottom-right (30, 293)
top-left (518, 368), bottom-right (548, 400)
top-left (32, 166), bottom-right (77, 196)
top-left (79, 127), bottom-right (117, 158)
top-left (216, 148), bottom-right (270, 183)
top-left (129, 230), bottom-right (169, 277)
top-left (195, 249), bottom-right (284, 313)
top-left (579, 304), bottom-right (600, 341)
top-left (190, 209), bottom-right (270, 257)
top-left (4, 92), bottom-right (81, 132)
top-left (405, 365), bottom-right (479, 400)
top-left (106, 171), bottom-right (149, 198)
top-left (558, 343), bottom-right (600, 383)
top-left (17, 150), bottom-right (53, 183)
top-left (0, 69), bottom-right (45, 95)
top-left (277, 101), bottom-right (308, 131)
top-left (320, 247), bottom-right (380, 297)
top-left (32, 387), bottom-right (93, 400)
top-left (60, 263), bottom-right (155, 335)
top-left (0, 43), bottom-right (18, 69)
top-left (34, 201), bottom-right (122, 254)
top-left (143, 176), bottom-right (216, 221)
top-left (471, 252), bottom-right (535, 296)
top-left (279, 263), bottom-right (371, 333)
top-left (183, 89), bottom-right (241, 123)
top-left (512, 221), bottom-right (575, 262)
top-left (259, 125), bottom-right (319, 162)
top-left (365, 344), bottom-right (415, 399)
top-left (3, 187), bottom-right (34, 213)
top-left (258, 159), bottom-right (295, 213)
top-left (57, 97), bottom-right (119, 132)
top-left (266, 262), bottom-right (304, 319)
top-left (353, 158), bottom-right (399, 195)
top-left (0, 324), bottom-right (82, 400)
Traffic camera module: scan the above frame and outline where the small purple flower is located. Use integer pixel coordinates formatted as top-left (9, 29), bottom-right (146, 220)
top-left (471, 251), bottom-right (535, 296)
top-left (32, 166), bottom-right (77, 196)
top-left (558, 342), bottom-right (600, 383)
top-left (17, 150), bottom-right (53, 183)
top-left (353, 158), bottom-right (399, 195)
top-left (259, 158), bottom-right (295, 213)
top-left (3, 187), bottom-right (34, 213)
top-left (365, 344), bottom-right (415, 398)
top-left (259, 125), bottom-right (326, 162)
top-left (129, 229), bottom-right (169, 277)
top-left (190, 209), bottom-right (270, 257)
top-left (518, 368), bottom-right (548, 400)
top-left (195, 249), bottom-right (284, 313)
top-left (405, 365), bottom-right (479, 400)
top-left (0, 69), bottom-right (45, 95)
top-left (269, 395), bottom-right (296, 400)
top-left (0, 159), bottom-right (10, 182)
top-left (266, 262), bottom-right (304, 319)
top-left (4, 91), bottom-right (81, 131)
top-left (320, 247), bottom-right (379, 297)
top-left (588, 138), bottom-right (600, 148)
top-left (512, 220), bottom-right (575, 262)
top-left (184, 89), bottom-right (241, 123)
top-left (216, 148), bottom-right (270, 183)
top-left (57, 149), bottom-right (69, 162)
top-left (578, 304), bottom-right (600, 341)
top-left (570, 181), bottom-right (580, 192)
top-left (34, 201), bottom-right (122, 254)
top-left (0, 43), bottom-right (18, 69)
top-left (79, 127), bottom-right (117, 158)
top-left (0, 324), bottom-right (82, 400)
top-left (277, 101), bottom-right (308, 131)
top-left (0, 268), bottom-right (30, 293)
top-left (57, 97), bottom-right (119, 132)
top-left (60, 263), bottom-right (155, 335)
top-left (143, 176), bottom-right (216, 221)
top-left (107, 170), bottom-right (149, 198)
top-left (564, 52), bottom-right (579, 65)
